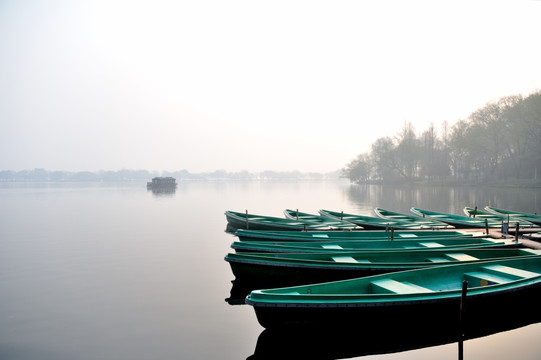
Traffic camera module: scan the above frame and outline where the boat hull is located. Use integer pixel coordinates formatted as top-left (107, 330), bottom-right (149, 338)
top-left (246, 257), bottom-right (541, 329)
top-left (249, 281), bottom-right (541, 329)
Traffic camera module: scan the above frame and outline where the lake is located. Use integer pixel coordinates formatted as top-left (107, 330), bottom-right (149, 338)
top-left (1, 180), bottom-right (540, 359)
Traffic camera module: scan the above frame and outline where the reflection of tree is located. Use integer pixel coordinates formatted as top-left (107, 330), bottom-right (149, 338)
top-left (343, 91), bottom-right (541, 184)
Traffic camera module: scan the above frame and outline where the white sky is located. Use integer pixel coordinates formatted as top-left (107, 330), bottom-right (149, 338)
top-left (1, 0), bottom-right (540, 173)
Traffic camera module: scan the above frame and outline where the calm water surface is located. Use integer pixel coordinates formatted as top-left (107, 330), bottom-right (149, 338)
top-left (1, 181), bottom-right (540, 359)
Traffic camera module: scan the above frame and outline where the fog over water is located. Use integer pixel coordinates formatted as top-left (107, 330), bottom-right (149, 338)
top-left (1, 1), bottom-right (540, 173)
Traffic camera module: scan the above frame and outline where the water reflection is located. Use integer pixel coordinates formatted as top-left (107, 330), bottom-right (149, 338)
top-left (147, 187), bottom-right (176, 197)
top-left (247, 306), bottom-right (541, 359)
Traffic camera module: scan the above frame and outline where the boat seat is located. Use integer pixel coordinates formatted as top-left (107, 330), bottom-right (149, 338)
top-left (419, 242), bottom-right (444, 248)
top-left (482, 265), bottom-right (540, 279)
top-left (445, 253), bottom-right (479, 261)
top-left (464, 272), bottom-right (511, 286)
top-left (427, 257), bottom-right (451, 263)
top-left (332, 256), bottom-right (358, 263)
top-left (321, 245), bottom-right (343, 250)
top-left (371, 279), bottom-right (433, 294)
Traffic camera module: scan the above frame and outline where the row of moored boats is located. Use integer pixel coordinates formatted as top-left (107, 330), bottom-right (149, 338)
top-left (223, 206), bottom-right (541, 329)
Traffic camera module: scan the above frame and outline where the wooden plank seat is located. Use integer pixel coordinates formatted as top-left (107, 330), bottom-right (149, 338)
top-left (371, 279), bottom-right (433, 294)
top-left (482, 265), bottom-right (540, 279)
top-left (445, 253), bottom-right (479, 261)
top-left (427, 257), bottom-right (452, 263)
top-left (332, 256), bottom-right (359, 263)
top-left (419, 242), bottom-right (444, 248)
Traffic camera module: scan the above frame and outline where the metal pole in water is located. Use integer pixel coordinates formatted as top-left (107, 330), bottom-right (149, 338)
top-left (245, 210), bottom-right (249, 230)
top-left (296, 209), bottom-right (299, 221)
top-left (485, 219), bottom-right (489, 236)
top-left (340, 211), bottom-right (343, 221)
top-left (515, 222), bottom-right (520, 243)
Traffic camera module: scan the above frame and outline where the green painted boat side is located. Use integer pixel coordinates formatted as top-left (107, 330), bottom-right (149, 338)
top-left (226, 248), bottom-right (541, 285)
top-left (410, 207), bottom-right (501, 228)
top-left (225, 210), bottom-right (351, 231)
top-left (374, 208), bottom-right (453, 229)
top-left (485, 206), bottom-right (541, 226)
top-left (318, 209), bottom-right (435, 230)
top-left (231, 237), bottom-right (518, 253)
top-left (234, 228), bottom-right (485, 242)
top-left (282, 209), bottom-right (360, 229)
top-left (245, 255), bottom-right (541, 328)
top-left (463, 206), bottom-right (536, 227)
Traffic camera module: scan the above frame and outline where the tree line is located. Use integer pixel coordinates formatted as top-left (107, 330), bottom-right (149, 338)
top-left (342, 91), bottom-right (541, 185)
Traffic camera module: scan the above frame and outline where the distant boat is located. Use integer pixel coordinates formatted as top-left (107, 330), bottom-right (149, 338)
top-left (484, 206), bottom-right (541, 226)
top-left (246, 255), bottom-right (541, 329)
top-left (146, 176), bottom-right (177, 189)
top-left (374, 208), bottom-right (453, 229)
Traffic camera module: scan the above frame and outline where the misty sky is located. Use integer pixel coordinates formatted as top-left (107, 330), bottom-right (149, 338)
top-left (1, 1), bottom-right (540, 173)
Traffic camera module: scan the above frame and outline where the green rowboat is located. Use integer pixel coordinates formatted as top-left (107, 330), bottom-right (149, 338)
top-left (224, 210), bottom-right (353, 231)
top-left (246, 255), bottom-right (541, 328)
top-left (234, 228), bottom-right (485, 242)
top-left (226, 248), bottom-right (540, 286)
top-left (282, 209), bottom-right (360, 229)
top-left (463, 206), bottom-right (536, 227)
top-left (485, 206), bottom-right (541, 226)
top-left (318, 209), bottom-right (437, 230)
top-left (410, 207), bottom-right (501, 228)
top-left (231, 237), bottom-right (517, 253)
top-left (374, 208), bottom-right (453, 229)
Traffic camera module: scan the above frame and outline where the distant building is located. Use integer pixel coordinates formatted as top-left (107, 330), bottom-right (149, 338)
top-left (146, 177), bottom-right (177, 188)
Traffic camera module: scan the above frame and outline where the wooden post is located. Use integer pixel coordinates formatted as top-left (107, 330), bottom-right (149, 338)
top-left (245, 210), bottom-right (249, 229)
top-left (458, 280), bottom-right (468, 360)
top-left (340, 211), bottom-right (343, 221)
top-left (515, 222), bottom-right (520, 243)
top-left (391, 228), bottom-right (394, 241)
top-left (296, 209), bottom-right (299, 221)
top-left (473, 206), bottom-right (477, 218)
top-left (485, 219), bottom-right (489, 236)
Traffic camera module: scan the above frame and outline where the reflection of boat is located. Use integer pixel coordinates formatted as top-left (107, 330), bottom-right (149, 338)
top-left (319, 209), bottom-right (444, 230)
top-left (411, 207), bottom-right (501, 228)
top-left (247, 305), bottom-right (541, 359)
top-left (283, 209), bottom-right (360, 229)
top-left (226, 248), bottom-right (540, 286)
top-left (485, 206), bottom-right (541, 226)
top-left (246, 256), bottom-right (541, 329)
top-left (225, 210), bottom-right (352, 231)
top-left (231, 237), bottom-right (518, 253)
top-left (374, 208), bottom-right (453, 229)
top-left (234, 228), bottom-right (484, 242)
top-left (463, 206), bottom-right (535, 227)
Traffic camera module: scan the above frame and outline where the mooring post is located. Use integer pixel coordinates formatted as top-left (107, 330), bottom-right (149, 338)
top-left (515, 222), bottom-right (520, 243)
top-left (473, 206), bottom-right (477, 218)
top-left (459, 280), bottom-right (468, 360)
top-left (245, 210), bottom-right (249, 230)
top-left (340, 211), bottom-right (343, 221)
top-left (485, 219), bottom-right (489, 236)
top-left (391, 228), bottom-right (394, 241)
top-left (296, 208), bottom-right (299, 220)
